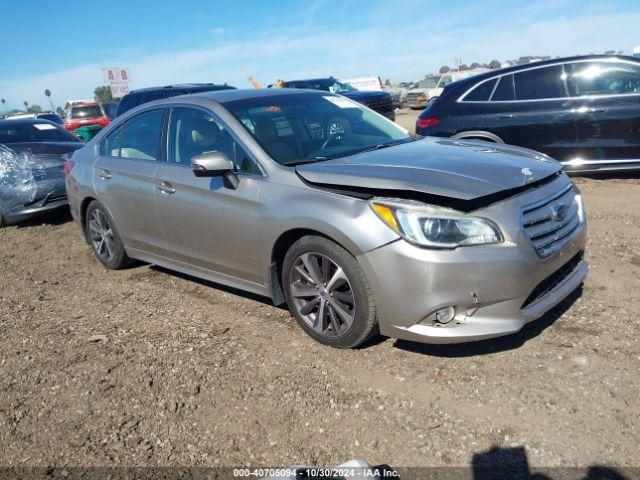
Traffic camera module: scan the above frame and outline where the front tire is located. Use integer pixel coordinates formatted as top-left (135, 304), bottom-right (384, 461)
top-left (282, 236), bottom-right (378, 348)
top-left (84, 201), bottom-right (131, 269)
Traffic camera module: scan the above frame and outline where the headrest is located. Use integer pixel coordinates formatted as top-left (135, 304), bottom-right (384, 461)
top-left (253, 117), bottom-right (280, 143)
top-left (190, 118), bottom-right (219, 147)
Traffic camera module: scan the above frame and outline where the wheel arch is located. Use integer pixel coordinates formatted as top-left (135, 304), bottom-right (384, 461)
top-left (79, 196), bottom-right (98, 241)
top-left (452, 130), bottom-right (505, 143)
top-left (269, 227), bottom-right (357, 306)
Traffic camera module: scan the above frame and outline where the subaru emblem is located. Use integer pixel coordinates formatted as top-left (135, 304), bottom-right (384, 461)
top-left (552, 203), bottom-right (569, 222)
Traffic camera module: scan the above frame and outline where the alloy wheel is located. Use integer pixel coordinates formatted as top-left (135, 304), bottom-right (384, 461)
top-left (289, 252), bottom-right (356, 338)
top-left (88, 209), bottom-right (115, 263)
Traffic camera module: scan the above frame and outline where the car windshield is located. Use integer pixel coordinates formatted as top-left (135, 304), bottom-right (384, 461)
top-left (0, 122), bottom-right (80, 143)
top-left (224, 92), bottom-right (412, 166)
top-left (70, 105), bottom-right (102, 119)
top-left (417, 76), bottom-right (440, 88)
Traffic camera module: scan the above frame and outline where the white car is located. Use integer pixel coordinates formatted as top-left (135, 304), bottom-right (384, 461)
top-left (406, 68), bottom-right (487, 109)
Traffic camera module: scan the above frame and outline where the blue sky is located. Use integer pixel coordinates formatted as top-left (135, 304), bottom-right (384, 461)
top-left (1, 0), bottom-right (639, 110)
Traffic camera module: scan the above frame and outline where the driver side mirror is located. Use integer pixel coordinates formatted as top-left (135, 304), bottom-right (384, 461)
top-left (191, 151), bottom-right (234, 177)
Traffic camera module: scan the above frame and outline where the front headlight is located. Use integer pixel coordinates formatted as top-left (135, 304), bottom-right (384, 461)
top-left (369, 198), bottom-right (503, 248)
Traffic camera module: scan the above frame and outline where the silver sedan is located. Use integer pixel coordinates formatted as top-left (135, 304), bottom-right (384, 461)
top-left (66, 89), bottom-right (587, 348)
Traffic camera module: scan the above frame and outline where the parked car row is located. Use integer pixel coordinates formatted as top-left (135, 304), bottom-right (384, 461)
top-left (65, 88), bottom-right (587, 349)
top-left (8, 55), bottom-right (638, 349)
top-left (415, 55), bottom-right (640, 173)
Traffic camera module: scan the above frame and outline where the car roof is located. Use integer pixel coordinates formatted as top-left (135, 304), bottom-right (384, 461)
top-left (452, 54), bottom-right (640, 88)
top-left (192, 87), bottom-right (328, 103)
top-left (0, 117), bottom-right (61, 126)
top-left (126, 83), bottom-right (233, 95)
top-left (283, 77), bottom-right (336, 83)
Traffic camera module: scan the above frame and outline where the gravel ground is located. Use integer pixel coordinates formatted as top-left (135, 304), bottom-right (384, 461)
top-left (1, 112), bottom-right (639, 472)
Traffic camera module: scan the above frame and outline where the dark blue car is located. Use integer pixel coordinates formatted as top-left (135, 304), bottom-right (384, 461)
top-left (280, 77), bottom-right (395, 122)
top-left (415, 55), bottom-right (640, 173)
top-left (116, 83), bottom-right (236, 117)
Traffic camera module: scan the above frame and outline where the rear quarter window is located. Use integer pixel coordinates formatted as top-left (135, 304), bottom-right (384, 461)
top-left (464, 78), bottom-right (498, 101)
top-left (491, 75), bottom-right (515, 101)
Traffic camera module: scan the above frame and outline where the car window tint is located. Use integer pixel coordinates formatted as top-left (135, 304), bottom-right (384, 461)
top-left (71, 105), bottom-right (103, 119)
top-left (491, 75), bottom-right (515, 101)
top-left (513, 65), bottom-right (567, 100)
top-left (567, 61), bottom-right (640, 96)
top-left (119, 110), bottom-right (163, 160)
top-left (168, 108), bottom-right (234, 165)
top-left (464, 78), bottom-right (498, 101)
top-left (101, 125), bottom-right (123, 156)
top-left (0, 122), bottom-right (80, 143)
top-left (233, 142), bottom-right (262, 175)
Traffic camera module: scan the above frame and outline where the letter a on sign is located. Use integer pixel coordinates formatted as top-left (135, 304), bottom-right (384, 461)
top-left (108, 70), bottom-right (115, 81)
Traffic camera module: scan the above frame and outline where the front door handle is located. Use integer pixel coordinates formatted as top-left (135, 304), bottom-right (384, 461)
top-left (157, 181), bottom-right (176, 195)
top-left (99, 169), bottom-right (112, 180)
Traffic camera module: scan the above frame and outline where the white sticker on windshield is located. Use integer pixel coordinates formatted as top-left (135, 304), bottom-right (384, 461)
top-left (34, 123), bottom-right (57, 130)
top-left (323, 96), bottom-right (358, 109)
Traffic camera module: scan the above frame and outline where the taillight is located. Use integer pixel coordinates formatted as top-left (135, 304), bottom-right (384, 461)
top-left (416, 117), bottom-right (440, 130)
top-left (64, 159), bottom-right (74, 176)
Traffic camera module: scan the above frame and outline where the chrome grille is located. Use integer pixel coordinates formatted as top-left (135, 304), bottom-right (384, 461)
top-left (364, 99), bottom-right (393, 114)
top-left (405, 92), bottom-right (424, 104)
top-left (522, 183), bottom-right (582, 258)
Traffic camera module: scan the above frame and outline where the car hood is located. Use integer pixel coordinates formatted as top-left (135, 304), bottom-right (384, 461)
top-left (296, 137), bottom-right (562, 203)
top-left (341, 90), bottom-right (391, 102)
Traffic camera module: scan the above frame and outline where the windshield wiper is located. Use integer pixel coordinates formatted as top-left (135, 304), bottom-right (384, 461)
top-left (282, 157), bottom-right (328, 166)
top-left (360, 138), bottom-right (413, 154)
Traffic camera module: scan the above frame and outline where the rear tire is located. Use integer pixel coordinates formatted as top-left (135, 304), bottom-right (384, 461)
top-left (84, 201), bottom-right (131, 269)
top-left (282, 236), bottom-right (378, 349)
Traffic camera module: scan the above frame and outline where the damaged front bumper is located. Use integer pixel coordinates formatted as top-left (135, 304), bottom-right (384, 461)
top-left (0, 144), bottom-right (68, 226)
top-left (357, 221), bottom-right (587, 345)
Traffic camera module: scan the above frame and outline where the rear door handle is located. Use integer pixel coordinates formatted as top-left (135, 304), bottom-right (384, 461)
top-left (99, 169), bottom-right (112, 180)
top-left (157, 181), bottom-right (176, 195)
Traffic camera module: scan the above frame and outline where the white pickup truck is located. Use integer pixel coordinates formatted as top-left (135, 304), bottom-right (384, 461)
top-left (405, 68), bottom-right (487, 109)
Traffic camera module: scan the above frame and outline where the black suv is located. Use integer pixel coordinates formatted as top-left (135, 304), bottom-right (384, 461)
top-left (416, 55), bottom-right (640, 173)
top-left (280, 77), bottom-right (395, 121)
top-left (116, 83), bottom-right (236, 117)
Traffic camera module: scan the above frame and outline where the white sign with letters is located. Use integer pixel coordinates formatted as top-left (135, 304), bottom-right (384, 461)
top-left (101, 67), bottom-right (131, 98)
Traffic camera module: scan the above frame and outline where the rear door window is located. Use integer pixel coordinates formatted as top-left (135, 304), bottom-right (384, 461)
top-left (118, 109), bottom-right (164, 160)
top-left (101, 126), bottom-right (123, 156)
top-left (491, 75), bottom-right (515, 101)
top-left (513, 65), bottom-right (567, 100)
top-left (464, 78), bottom-right (498, 101)
top-left (566, 61), bottom-right (640, 96)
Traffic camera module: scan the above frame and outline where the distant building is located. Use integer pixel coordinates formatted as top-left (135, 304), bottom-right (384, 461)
top-left (517, 55), bottom-right (551, 64)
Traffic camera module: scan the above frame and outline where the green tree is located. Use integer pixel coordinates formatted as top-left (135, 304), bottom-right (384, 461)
top-left (27, 104), bottom-right (43, 114)
top-left (384, 78), bottom-right (391, 86)
top-left (23, 101), bottom-right (28, 111)
top-left (1, 98), bottom-right (6, 113)
top-left (56, 106), bottom-right (65, 117)
top-left (44, 89), bottom-right (55, 111)
top-left (94, 86), bottom-right (113, 104)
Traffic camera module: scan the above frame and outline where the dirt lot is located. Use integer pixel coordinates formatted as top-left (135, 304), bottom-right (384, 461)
top-left (1, 111), bottom-right (639, 473)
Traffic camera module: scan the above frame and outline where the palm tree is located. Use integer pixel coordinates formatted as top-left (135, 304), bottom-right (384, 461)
top-left (1, 98), bottom-right (6, 113)
top-left (44, 89), bottom-right (55, 111)
top-left (23, 101), bottom-right (28, 112)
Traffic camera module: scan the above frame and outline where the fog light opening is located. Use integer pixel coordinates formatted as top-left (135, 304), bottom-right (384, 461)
top-left (434, 306), bottom-right (456, 324)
